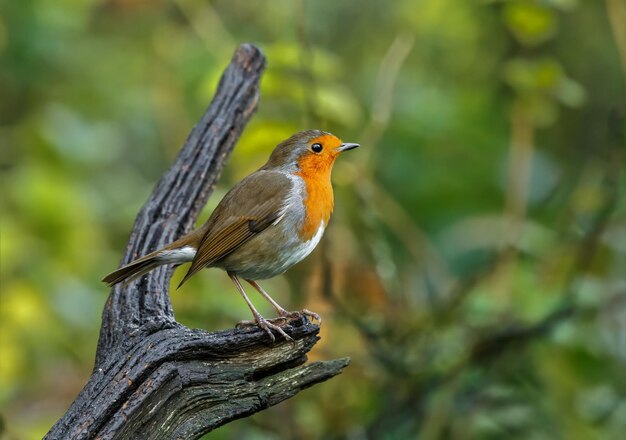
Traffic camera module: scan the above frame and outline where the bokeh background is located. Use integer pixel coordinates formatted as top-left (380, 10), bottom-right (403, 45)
top-left (1, 0), bottom-right (625, 438)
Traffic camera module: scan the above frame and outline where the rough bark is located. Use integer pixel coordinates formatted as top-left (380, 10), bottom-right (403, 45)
top-left (45, 43), bottom-right (349, 440)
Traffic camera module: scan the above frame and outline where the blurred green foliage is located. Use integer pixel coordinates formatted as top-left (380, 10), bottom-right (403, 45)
top-left (1, 0), bottom-right (625, 438)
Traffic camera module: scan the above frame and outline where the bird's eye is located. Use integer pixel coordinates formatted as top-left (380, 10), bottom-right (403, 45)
top-left (311, 143), bottom-right (323, 153)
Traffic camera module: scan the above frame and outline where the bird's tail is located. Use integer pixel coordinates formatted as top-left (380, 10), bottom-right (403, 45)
top-left (102, 245), bottom-right (197, 287)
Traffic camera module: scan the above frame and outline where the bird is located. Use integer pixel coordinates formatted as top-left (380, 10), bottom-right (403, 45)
top-left (102, 130), bottom-right (359, 342)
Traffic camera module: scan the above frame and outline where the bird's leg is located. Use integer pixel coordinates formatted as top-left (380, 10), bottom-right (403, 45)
top-left (245, 279), bottom-right (322, 325)
top-left (228, 272), bottom-right (292, 342)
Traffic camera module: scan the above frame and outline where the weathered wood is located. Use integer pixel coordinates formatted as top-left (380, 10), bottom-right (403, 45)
top-left (45, 44), bottom-right (349, 440)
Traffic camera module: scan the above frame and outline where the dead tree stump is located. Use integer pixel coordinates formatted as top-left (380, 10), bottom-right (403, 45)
top-left (45, 43), bottom-right (349, 440)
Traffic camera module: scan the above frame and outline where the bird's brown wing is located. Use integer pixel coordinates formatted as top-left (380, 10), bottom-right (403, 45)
top-left (177, 171), bottom-right (291, 287)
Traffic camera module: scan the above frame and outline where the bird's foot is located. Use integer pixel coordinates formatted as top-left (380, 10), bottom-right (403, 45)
top-left (279, 308), bottom-right (322, 325)
top-left (235, 308), bottom-right (321, 342)
top-left (235, 317), bottom-right (293, 343)
top-left (236, 316), bottom-right (288, 328)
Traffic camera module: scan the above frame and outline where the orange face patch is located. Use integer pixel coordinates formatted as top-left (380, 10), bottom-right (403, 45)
top-left (295, 134), bottom-right (342, 240)
top-left (310, 134), bottom-right (343, 151)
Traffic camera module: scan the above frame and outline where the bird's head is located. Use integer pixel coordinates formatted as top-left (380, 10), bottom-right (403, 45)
top-left (263, 130), bottom-right (359, 175)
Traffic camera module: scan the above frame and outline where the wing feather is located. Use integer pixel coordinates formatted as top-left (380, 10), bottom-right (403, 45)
top-left (177, 171), bottom-right (291, 287)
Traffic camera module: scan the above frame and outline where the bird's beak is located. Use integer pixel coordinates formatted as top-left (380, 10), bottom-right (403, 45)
top-left (335, 142), bottom-right (360, 153)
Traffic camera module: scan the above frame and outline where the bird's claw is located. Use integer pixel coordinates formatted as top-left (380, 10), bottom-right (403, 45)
top-left (279, 309), bottom-right (322, 325)
top-left (235, 308), bottom-right (321, 343)
top-left (300, 308), bottom-right (322, 324)
top-left (236, 316), bottom-right (288, 328)
top-left (236, 317), bottom-right (293, 343)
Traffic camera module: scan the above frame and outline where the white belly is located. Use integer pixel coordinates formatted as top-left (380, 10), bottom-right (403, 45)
top-left (275, 220), bottom-right (325, 271)
top-left (216, 220), bottom-right (326, 280)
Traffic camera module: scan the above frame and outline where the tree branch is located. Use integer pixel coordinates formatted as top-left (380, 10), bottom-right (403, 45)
top-left (45, 44), bottom-right (349, 440)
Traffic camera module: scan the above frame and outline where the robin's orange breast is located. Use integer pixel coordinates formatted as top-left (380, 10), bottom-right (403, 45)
top-left (295, 152), bottom-right (335, 241)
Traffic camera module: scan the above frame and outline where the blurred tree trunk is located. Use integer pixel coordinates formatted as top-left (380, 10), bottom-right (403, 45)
top-left (44, 44), bottom-right (348, 440)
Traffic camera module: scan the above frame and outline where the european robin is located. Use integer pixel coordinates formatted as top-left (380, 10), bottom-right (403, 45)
top-left (103, 130), bottom-right (359, 341)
